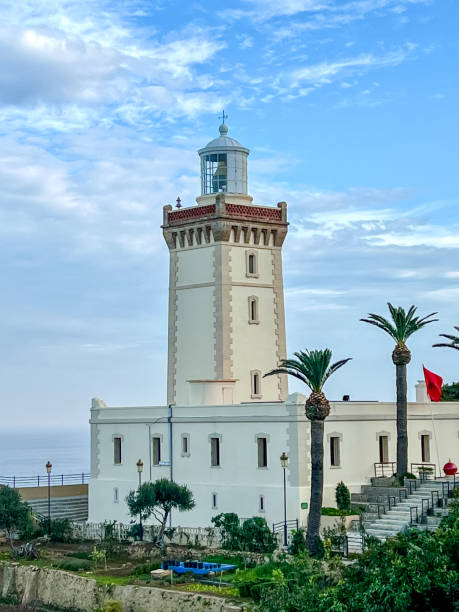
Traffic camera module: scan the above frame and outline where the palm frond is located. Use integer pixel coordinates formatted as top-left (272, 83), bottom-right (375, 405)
top-left (362, 303), bottom-right (437, 344)
top-left (323, 358), bottom-right (353, 385)
top-left (433, 326), bottom-right (459, 350)
top-left (265, 348), bottom-right (350, 393)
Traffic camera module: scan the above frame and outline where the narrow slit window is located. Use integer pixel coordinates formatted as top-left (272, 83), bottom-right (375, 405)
top-left (153, 437), bottom-right (161, 465)
top-left (421, 435), bottom-right (430, 462)
top-left (114, 437), bottom-right (122, 464)
top-left (211, 437), bottom-right (220, 467)
top-left (379, 436), bottom-right (389, 463)
top-left (182, 435), bottom-right (189, 455)
top-left (259, 495), bottom-right (265, 512)
top-left (251, 371), bottom-right (261, 397)
top-left (113, 487), bottom-right (119, 503)
top-left (257, 438), bottom-right (267, 468)
top-left (249, 296), bottom-right (258, 323)
top-left (212, 493), bottom-right (217, 509)
top-left (330, 437), bottom-right (340, 467)
top-left (246, 251), bottom-right (258, 277)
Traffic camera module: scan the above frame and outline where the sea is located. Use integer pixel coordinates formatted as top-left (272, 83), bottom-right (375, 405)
top-left (0, 428), bottom-right (89, 479)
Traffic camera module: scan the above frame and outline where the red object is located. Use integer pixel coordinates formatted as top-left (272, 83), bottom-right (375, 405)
top-left (423, 366), bottom-right (443, 402)
top-left (443, 460), bottom-right (457, 476)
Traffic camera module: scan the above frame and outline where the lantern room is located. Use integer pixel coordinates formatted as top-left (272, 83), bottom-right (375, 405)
top-left (197, 121), bottom-right (250, 204)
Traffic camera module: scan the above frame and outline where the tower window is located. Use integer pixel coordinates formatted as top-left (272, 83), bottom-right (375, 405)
top-left (251, 370), bottom-right (262, 398)
top-left (257, 437), bottom-right (268, 468)
top-left (379, 435), bottom-right (389, 463)
top-left (259, 495), bottom-right (265, 512)
top-left (153, 437), bottom-right (161, 465)
top-left (211, 437), bottom-right (221, 467)
top-left (246, 251), bottom-right (259, 277)
top-left (113, 487), bottom-right (119, 503)
top-left (203, 153), bottom-right (227, 194)
top-left (421, 434), bottom-right (430, 462)
top-left (330, 436), bottom-right (340, 467)
top-left (248, 296), bottom-right (259, 324)
top-left (113, 437), bottom-right (122, 465)
top-left (212, 492), bottom-right (218, 509)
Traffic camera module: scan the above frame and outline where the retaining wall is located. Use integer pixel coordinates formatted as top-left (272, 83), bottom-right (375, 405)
top-left (0, 562), bottom-right (244, 611)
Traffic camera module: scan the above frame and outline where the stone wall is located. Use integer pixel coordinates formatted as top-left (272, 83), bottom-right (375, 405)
top-left (0, 562), bottom-right (244, 612)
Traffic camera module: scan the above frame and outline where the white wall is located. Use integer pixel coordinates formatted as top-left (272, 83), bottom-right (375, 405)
top-left (89, 396), bottom-right (459, 528)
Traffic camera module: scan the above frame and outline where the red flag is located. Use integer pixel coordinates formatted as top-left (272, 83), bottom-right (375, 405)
top-left (423, 366), bottom-right (443, 402)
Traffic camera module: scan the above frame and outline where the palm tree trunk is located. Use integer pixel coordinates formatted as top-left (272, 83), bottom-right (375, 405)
top-left (306, 419), bottom-right (324, 555)
top-left (396, 363), bottom-right (408, 479)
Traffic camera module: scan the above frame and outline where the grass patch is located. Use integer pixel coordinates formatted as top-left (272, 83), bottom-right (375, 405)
top-left (177, 583), bottom-right (239, 597)
top-left (79, 573), bottom-right (132, 586)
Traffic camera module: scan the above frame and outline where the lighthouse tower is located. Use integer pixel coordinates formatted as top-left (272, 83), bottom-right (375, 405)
top-left (162, 120), bottom-right (289, 406)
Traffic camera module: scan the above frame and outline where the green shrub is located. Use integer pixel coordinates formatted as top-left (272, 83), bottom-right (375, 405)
top-left (56, 557), bottom-right (92, 571)
top-left (335, 481), bottom-right (351, 512)
top-left (211, 513), bottom-right (276, 553)
top-left (241, 517), bottom-right (277, 553)
top-left (404, 472), bottom-right (417, 479)
top-left (288, 529), bottom-right (306, 555)
top-left (101, 601), bottom-right (122, 612)
top-left (66, 551), bottom-right (90, 560)
top-left (321, 507), bottom-right (356, 516)
top-left (130, 561), bottom-right (161, 576)
top-left (38, 517), bottom-right (73, 542)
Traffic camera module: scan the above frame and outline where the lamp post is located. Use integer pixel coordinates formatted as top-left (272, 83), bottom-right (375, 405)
top-left (46, 461), bottom-right (52, 535)
top-left (280, 452), bottom-right (288, 547)
top-left (136, 459), bottom-right (144, 541)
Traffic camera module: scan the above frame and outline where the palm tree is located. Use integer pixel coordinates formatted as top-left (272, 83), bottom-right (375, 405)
top-left (433, 326), bottom-right (459, 351)
top-left (265, 349), bottom-right (351, 555)
top-left (361, 304), bottom-right (437, 480)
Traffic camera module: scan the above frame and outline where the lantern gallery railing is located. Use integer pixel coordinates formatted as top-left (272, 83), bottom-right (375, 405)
top-left (0, 473), bottom-right (91, 488)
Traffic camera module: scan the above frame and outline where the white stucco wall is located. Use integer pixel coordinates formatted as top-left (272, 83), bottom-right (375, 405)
top-left (89, 395), bottom-right (459, 528)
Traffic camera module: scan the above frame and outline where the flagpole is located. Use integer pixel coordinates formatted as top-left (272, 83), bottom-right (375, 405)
top-left (430, 401), bottom-right (441, 478)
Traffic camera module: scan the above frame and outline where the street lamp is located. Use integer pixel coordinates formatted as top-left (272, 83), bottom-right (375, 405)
top-left (280, 452), bottom-right (288, 547)
top-left (46, 461), bottom-right (52, 535)
top-left (136, 459), bottom-right (144, 541)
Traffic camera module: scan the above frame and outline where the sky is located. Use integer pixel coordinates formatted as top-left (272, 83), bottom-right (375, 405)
top-left (1, 0), bottom-right (458, 429)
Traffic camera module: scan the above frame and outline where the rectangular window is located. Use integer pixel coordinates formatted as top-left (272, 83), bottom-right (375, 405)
top-left (114, 437), bottom-right (122, 464)
top-left (113, 487), bottom-right (119, 503)
top-left (203, 153), bottom-right (227, 194)
top-left (211, 437), bottom-right (220, 467)
top-left (249, 297), bottom-right (259, 323)
top-left (246, 251), bottom-right (258, 277)
top-left (379, 436), bottom-right (389, 463)
top-left (257, 437), bottom-right (267, 468)
top-left (251, 371), bottom-right (261, 397)
top-left (421, 435), bottom-right (430, 462)
top-left (330, 437), bottom-right (340, 467)
top-left (259, 495), bottom-right (265, 512)
top-left (153, 437), bottom-right (161, 465)
top-left (212, 493), bottom-right (217, 509)
top-left (182, 435), bottom-right (189, 455)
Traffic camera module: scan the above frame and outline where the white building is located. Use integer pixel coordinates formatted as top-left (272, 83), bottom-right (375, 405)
top-left (89, 122), bottom-right (459, 528)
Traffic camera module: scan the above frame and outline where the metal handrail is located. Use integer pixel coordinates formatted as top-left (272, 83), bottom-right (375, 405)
top-left (374, 462), bottom-right (396, 478)
top-left (410, 463), bottom-right (436, 479)
top-left (421, 498), bottom-right (430, 521)
top-left (409, 506), bottom-right (419, 525)
top-left (431, 490), bottom-right (440, 509)
top-left (0, 473), bottom-right (91, 488)
top-left (272, 519), bottom-right (298, 533)
top-left (388, 495), bottom-right (396, 510)
top-left (399, 488), bottom-right (408, 502)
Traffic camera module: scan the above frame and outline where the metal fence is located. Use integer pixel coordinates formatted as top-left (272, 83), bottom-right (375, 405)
top-left (70, 522), bottom-right (222, 548)
top-left (0, 473), bottom-right (91, 488)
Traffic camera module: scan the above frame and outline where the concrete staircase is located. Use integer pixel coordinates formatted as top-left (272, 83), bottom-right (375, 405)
top-left (348, 476), bottom-right (457, 550)
top-left (27, 495), bottom-right (88, 522)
